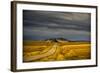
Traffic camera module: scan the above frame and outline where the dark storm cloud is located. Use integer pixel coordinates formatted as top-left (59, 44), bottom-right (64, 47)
top-left (23, 10), bottom-right (91, 41)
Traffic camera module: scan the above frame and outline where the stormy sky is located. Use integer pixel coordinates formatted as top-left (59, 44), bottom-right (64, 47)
top-left (23, 10), bottom-right (91, 41)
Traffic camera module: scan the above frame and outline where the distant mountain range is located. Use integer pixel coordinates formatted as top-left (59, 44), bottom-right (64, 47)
top-left (45, 38), bottom-right (70, 42)
top-left (44, 38), bottom-right (90, 42)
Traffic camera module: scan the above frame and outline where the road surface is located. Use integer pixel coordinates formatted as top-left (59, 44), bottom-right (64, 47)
top-left (24, 43), bottom-right (58, 62)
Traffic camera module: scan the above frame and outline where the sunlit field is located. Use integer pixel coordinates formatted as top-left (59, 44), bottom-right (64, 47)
top-left (23, 40), bottom-right (91, 62)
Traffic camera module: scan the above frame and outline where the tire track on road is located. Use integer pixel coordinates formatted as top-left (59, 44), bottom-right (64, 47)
top-left (24, 43), bottom-right (58, 62)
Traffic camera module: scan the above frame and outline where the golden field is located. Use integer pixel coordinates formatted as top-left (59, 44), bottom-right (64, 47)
top-left (23, 40), bottom-right (91, 62)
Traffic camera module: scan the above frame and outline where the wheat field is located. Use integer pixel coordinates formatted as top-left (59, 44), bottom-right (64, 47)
top-left (23, 41), bottom-right (91, 62)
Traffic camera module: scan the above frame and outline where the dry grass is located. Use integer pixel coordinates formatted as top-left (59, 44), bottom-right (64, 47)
top-left (23, 41), bottom-right (91, 62)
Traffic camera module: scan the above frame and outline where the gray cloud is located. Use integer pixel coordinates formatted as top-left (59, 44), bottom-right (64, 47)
top-left (23, 10), bottom-right (91, 41)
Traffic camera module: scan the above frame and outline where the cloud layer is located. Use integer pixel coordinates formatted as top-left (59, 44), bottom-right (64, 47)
top-left (23, 10), bottom-right (91, 41)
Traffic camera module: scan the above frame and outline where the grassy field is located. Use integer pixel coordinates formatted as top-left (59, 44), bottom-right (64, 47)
top-left (23, 40), bottom-right (91, 62)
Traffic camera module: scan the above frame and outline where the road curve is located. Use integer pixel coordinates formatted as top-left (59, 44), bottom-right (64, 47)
top-left (24, 43), bottom-right (57, 62)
